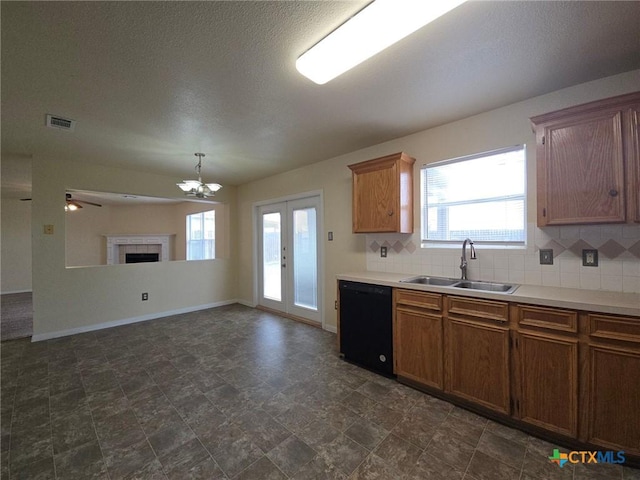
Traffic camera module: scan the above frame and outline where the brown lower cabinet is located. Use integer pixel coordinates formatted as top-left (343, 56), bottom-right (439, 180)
top-left (394, 289), bottom-right (444, 389)
top-left (444, 296), bottom-right (510, 415)
top-left (512, 305), bottom-right (579, 438)
top-left (585, 313), bottom-right (640, 456)
top-left (392, 288), bottom-right (640, 462)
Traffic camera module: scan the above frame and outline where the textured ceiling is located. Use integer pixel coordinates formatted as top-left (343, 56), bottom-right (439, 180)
top-left (2, 1), bottom-right (640, 198)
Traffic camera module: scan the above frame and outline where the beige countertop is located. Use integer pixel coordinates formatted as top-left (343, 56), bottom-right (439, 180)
top-left (337, 271), bottom-right (640, 317)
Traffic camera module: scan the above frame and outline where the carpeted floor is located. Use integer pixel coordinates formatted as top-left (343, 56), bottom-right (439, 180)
top-left (1, 292), bottom-right (33, 341)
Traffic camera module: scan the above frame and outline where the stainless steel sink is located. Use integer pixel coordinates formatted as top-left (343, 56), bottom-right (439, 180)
top-left (453, 280), bottom-right (519, 294)
top-left (399, 276), bottom-right (518, 294)
top-left (399, 276), bottom-right (460, 286)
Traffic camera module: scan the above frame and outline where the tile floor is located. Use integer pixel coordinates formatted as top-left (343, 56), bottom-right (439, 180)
top-left (1, 304), bottom-right (637, 479)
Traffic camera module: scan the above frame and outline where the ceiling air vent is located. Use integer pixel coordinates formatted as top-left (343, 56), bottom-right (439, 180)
top-left (46, 114), bottom-right (76, 131)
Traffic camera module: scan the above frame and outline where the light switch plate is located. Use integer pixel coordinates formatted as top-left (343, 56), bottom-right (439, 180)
top-left (43, 224), bottom-right (54, 235)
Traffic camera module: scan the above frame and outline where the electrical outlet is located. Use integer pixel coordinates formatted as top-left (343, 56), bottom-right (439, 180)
top-left (380, 246), bottom-right (387, 258)
top-left (328, 231), bottom-right (333, 241)
top-left (582, 249), bottom-right (598, 267)
top-left (142, 292), bottom-right (149, 301)
top-left (539, 249), bottom-right (553, 265)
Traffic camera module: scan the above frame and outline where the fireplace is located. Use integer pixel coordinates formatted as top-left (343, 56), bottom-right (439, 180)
top-left (104, 234), bottom-right (174, 265)
top-left (126, 253), bottom-right (159, 263)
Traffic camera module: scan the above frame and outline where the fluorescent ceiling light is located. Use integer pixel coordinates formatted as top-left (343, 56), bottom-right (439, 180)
top-left (296, 0), bottom-right (466, 85)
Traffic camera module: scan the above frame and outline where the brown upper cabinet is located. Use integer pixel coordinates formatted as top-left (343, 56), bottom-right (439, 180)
top-left (531, 91), bottom-right (640, 226)
top-left (628, 103), bottom-right (640, 223)
top-left (348, 152), bottom-right (415, 233)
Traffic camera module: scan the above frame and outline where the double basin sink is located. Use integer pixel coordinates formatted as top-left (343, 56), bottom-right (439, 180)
top-left (400, 275), bottom-right (519, 294)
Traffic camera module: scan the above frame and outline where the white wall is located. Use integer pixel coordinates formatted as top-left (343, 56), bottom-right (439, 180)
top-left (65, 203), bottom-right (113, 266)
top-left (31, 157), bottom-right (238, 339)
top-left (1, 199), bottom-right (32, 293)
top-left (236, 70), bottom-right (640, 330)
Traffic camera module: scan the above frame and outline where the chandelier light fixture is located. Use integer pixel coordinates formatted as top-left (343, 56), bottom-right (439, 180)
top-left (176, 153), bottom-right (222, 198)
top-left (296, 0), bottom-right (467, 85)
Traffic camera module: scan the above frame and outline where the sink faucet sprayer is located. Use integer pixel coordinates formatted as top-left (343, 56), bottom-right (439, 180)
top-left (460, 238), bottom-right (477, 280)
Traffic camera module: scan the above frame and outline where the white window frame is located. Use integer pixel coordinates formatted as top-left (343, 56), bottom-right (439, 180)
top-left (421, 145), bottom-right (526, 247)
top-left (186, 209), bottom-right (216, 260)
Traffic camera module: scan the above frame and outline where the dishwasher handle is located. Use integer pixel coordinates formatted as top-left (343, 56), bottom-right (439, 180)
top-left (339, 281), bottom-right (391, 297)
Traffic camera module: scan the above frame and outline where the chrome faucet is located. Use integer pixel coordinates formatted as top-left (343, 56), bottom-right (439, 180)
top-left (460, 238), bottom-right (477, 280)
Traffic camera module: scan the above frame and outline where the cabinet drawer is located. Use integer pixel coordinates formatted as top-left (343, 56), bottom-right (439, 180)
top-left (447, 296), bottom-right (508, 323)
top-left (588, 313), bottom-right (640, 344)
top-left (517, 305), bottom-right (577, 333)
top-left (395, 289), bottom-right (442, 312)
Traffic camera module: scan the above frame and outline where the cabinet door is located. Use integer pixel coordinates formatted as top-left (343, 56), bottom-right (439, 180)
top-left (445, 317), bottom-right (510, 414)
top-left (352, 163), bottom-right (398, 232)
top-left (588, 344), bottom-right (640, 455)
top-left (627, 104), bottom-right (640, 223)
top-left (538, 110), bottom-right (626, 225)
top-left (396, 307), bottom-right (443, 389)
top-left (515, 331), bottom-right (578, 437)
top-left (349, 152), bottom-right (415, 233)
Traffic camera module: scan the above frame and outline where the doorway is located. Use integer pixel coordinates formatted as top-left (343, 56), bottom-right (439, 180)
top-left (257, 194), bottom-right (322, 325)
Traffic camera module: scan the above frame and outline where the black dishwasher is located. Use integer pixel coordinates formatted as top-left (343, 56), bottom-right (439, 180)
top-left (339, 280), bottom-right (394, 377)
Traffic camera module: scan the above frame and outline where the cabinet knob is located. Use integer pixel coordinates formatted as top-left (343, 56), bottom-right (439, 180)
top-left (609, 189), bottom-right (619, 197)
top-left (387, 210), bottom-right (394, 216)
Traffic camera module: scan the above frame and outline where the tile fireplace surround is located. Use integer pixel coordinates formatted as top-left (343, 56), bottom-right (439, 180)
top-left (105, 234), bottom-right (174, 265)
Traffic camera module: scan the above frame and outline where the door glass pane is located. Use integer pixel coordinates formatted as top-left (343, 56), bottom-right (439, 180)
top-left (292, 207), bottom-right (317, 310)
top-left (262, 212), bottom-right (281, 301)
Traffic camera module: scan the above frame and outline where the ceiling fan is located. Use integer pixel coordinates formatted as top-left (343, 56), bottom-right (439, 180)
top-left (20, 193), bottom-right (103, 210)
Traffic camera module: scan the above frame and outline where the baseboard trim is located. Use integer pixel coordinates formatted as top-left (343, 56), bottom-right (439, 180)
top-left (31, 299), bottom-right (239, 342)
top-left (1, 289), bottom-right (33, 295)
top-left (255, 305), bottom-right (323, 329)
top-left (251, 303), bottom-right (337, 333)
top-left (323, 324), bottom-right (337, 334)
top-left (236, 299), bottom-right (256, 308)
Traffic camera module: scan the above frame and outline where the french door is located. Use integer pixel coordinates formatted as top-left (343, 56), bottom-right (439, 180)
top-left (258, 195), bottom-right (321, 324)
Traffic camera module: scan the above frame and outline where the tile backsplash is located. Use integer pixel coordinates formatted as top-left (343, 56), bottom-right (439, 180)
top-left (366, 223), bottom-right (640, 294)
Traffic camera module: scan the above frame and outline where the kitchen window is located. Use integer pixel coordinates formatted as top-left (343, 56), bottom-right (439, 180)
top-left (421, 145), bottom-right (526, 245)
top-left (186, 210), bottom-right (215, 260)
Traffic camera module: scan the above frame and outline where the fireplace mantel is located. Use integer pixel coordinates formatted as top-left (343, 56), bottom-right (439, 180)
top-left (104, 234), bottom-right (174, 265)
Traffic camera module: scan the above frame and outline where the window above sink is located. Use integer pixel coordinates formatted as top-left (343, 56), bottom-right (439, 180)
top-left (420, 145), bottom-right (526, 248)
